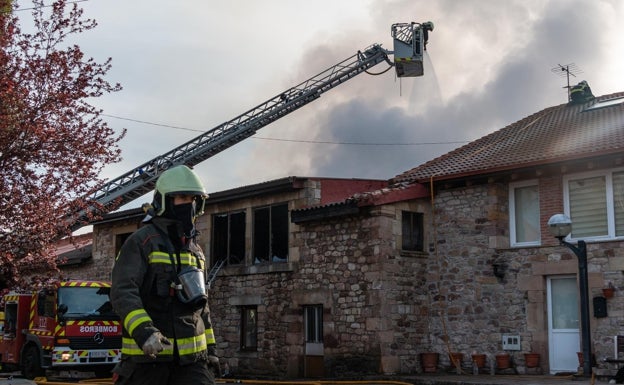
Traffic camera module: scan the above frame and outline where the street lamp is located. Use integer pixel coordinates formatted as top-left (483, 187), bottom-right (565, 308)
top-left (547, 214), bottom-right (592, 377)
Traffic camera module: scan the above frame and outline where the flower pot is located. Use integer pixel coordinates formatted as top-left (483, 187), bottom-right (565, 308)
top-left (449, 352), bottom-right (463, 367)
top-left (471, 354), bottom-right (487, 369)
top-left (496, 353), bottom-right (511, 369)
top-left (577, 352), bottom-right (596, 366)
top-left (524, 353), bottom-right (540, 368)
top-left (603, 287), bottom-right (615, 298)
top-left (420, 352), bottom-right (439, 373)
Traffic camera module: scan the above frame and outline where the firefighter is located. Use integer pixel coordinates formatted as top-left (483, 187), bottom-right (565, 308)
top-left (569, 80), bottom-right (594, 104)
top-left (111, 165), bottom-right (218, 385)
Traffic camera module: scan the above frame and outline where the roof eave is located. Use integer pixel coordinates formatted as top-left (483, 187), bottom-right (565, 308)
top-left (207, 176), bottom-right (307, 204)
top-left (411, 150), bottom-right (624, 184)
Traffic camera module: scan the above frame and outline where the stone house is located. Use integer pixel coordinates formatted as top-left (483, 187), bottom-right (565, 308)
top-left (90, 177), bottom-right (407, 377)
top-left (384, 90), bottom-right (624, 375)
top-left (82, 89), bottom-right (624, 378)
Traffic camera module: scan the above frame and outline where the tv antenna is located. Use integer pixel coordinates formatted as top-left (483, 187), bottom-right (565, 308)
top-left (551, 63), bottom-right (583, 102)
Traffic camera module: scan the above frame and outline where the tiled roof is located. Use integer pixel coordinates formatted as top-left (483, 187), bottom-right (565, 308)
top-left (52, 234), bottom-right (93, 266)
top-left (391, 91), bottom-right (624, 184)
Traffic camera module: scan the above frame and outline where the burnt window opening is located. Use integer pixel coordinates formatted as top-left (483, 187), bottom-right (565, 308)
top-left (240, 306), bottom-right (258, 351)
top-left (253, 203), bottom-right (288, 264)
top-left (212, 211), bottom-right (246, 266)
top-left (402, 211), bottom-right (424, 252)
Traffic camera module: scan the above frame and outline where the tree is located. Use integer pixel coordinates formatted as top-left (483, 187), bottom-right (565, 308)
top-left (0, 0), bottom-right (125, 288)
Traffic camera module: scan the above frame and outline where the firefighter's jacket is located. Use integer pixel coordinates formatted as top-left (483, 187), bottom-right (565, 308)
top-left (111, 216), bottom-right (216, 365)
top-left (570, 81), bottom-right (594, 104)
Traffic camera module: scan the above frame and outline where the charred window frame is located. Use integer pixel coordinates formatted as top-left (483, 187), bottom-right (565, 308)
top-left (212, 211), bottom-right (246, 266)
top-left (253, 203), bottom-right (288, 264)
top-left (240, 306), bottom-right (258, 351)
top-left (402, 211), bottom-right (424, 252)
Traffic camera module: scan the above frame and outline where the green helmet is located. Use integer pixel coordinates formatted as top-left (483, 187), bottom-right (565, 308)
top-left (152, 165), bottom-right (207, 216)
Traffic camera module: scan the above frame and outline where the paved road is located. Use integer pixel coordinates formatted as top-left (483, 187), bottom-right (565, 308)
top-left (392, 374), bottom-right (597, 385)
top-left (0, 373), bottom-right (603, 385)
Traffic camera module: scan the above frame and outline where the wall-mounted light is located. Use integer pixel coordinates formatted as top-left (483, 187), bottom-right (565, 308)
top-left (547, 213), bottom-right (572, 239)
top-left (493, 262), bottom-right (507, 279)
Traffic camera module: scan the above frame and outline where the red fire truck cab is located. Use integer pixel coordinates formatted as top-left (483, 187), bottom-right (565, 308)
top-left (0, 280), bottom-right (121, 379)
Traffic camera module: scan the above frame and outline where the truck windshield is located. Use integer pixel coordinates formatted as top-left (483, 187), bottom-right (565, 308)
top-left (57, 286), bottom-right (118, 319)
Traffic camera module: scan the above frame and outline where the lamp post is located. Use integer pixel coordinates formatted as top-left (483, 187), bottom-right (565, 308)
top-left (547, 214), bottom-right (592, 377)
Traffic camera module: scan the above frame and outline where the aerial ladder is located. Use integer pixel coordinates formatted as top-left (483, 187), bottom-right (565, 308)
top-left (69, 21), bottom-right (434, 231)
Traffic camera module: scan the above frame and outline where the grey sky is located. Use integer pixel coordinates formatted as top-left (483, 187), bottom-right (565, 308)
top-left (19, 0), bottom-right (624, 208)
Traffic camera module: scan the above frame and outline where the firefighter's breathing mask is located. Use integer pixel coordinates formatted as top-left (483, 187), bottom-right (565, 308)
top-left (176, 266), bottom-right (207, 307)
top-left (164, 200), bottom-right (197, 238)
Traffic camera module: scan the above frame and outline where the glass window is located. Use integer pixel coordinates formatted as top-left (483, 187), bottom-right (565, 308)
top-left (509, 181), bottom-right (540, 246)
top-left (240, 306), bottom-right (257, 351)
top-left (568, 176), bottom-right (607, 238)
top-left (584, 97), bottom-right (624, 111)
top-left (613, 172), bottom-right (624, 235)
top-left (253, 203), bottom-right (288, 264)
top-left (37, 290), bottom-right (55, 317)
top-left (401, 211), bottom-right (424, 252)
top-left (57, 286), bottom-right (117, 320)
top-left (550, 277), bottom-right (579, 330)
top-left (564, 169), bottom-right (624, 240)
top-left (303, 305), bottom-right (323, 343)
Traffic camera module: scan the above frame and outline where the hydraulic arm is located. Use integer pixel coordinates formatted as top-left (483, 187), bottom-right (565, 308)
top-left (69, 21), bottom-right (433, 230)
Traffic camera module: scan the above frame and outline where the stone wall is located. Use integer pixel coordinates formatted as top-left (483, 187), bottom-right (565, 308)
top-left (210, 202), bottom-right (431, 377)
top-left (426, 179), bottom-right (624, 373)
top-left (89, 219), bottom-right (141, 281)
top-left (423, 183), bottom-right (512, 367)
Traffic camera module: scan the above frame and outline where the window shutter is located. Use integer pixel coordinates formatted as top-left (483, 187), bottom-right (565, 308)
top-left (614, 172), bottom-right (624, 236)
top-left (569, 176), bottom-right (607, 238)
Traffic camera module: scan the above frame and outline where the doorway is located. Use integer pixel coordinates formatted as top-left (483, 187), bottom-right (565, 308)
top-left (547, 276), bottom-right (581, 373)
top-left (303, 305), bottom-right (324, 377)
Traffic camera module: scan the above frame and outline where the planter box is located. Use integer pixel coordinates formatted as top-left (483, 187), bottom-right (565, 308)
top-left (420, 352), bottom-right (439, 373)
top-left (471, 354), bottom-right (487, 368)
top-left (496, 353), bottom-right (511, 369)
top-left (524, 353), bottom-right (540, 368)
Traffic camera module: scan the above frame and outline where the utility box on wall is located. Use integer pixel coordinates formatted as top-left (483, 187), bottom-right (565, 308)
top-left (593, 296), bottom-right (608, 318)
top-left (502, 334), bottom-right (521, 350)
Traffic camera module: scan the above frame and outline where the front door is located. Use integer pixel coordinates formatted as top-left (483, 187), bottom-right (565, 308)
top-left (548, 276), bottom-right (581, 373)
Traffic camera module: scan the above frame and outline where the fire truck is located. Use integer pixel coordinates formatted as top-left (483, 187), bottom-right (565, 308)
top-left (0, 280), bottom-right (121, 379)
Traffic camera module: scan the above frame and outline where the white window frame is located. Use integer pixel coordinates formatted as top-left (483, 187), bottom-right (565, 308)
top-left (509, 179), bottom-right (541, 247)
top-left (563, 168), bottom-right (624, 242)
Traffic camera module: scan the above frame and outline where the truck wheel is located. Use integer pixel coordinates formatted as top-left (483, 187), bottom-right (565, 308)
top-left (21, 345), bottom-right (45, 379)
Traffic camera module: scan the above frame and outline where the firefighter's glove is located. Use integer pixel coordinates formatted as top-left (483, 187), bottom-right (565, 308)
top-left (207, 354), bottom-right (219, 366)
top-left (142, 331), bottom-right (171, 359)
top-left (207, 355), bottom-right (221, 376)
